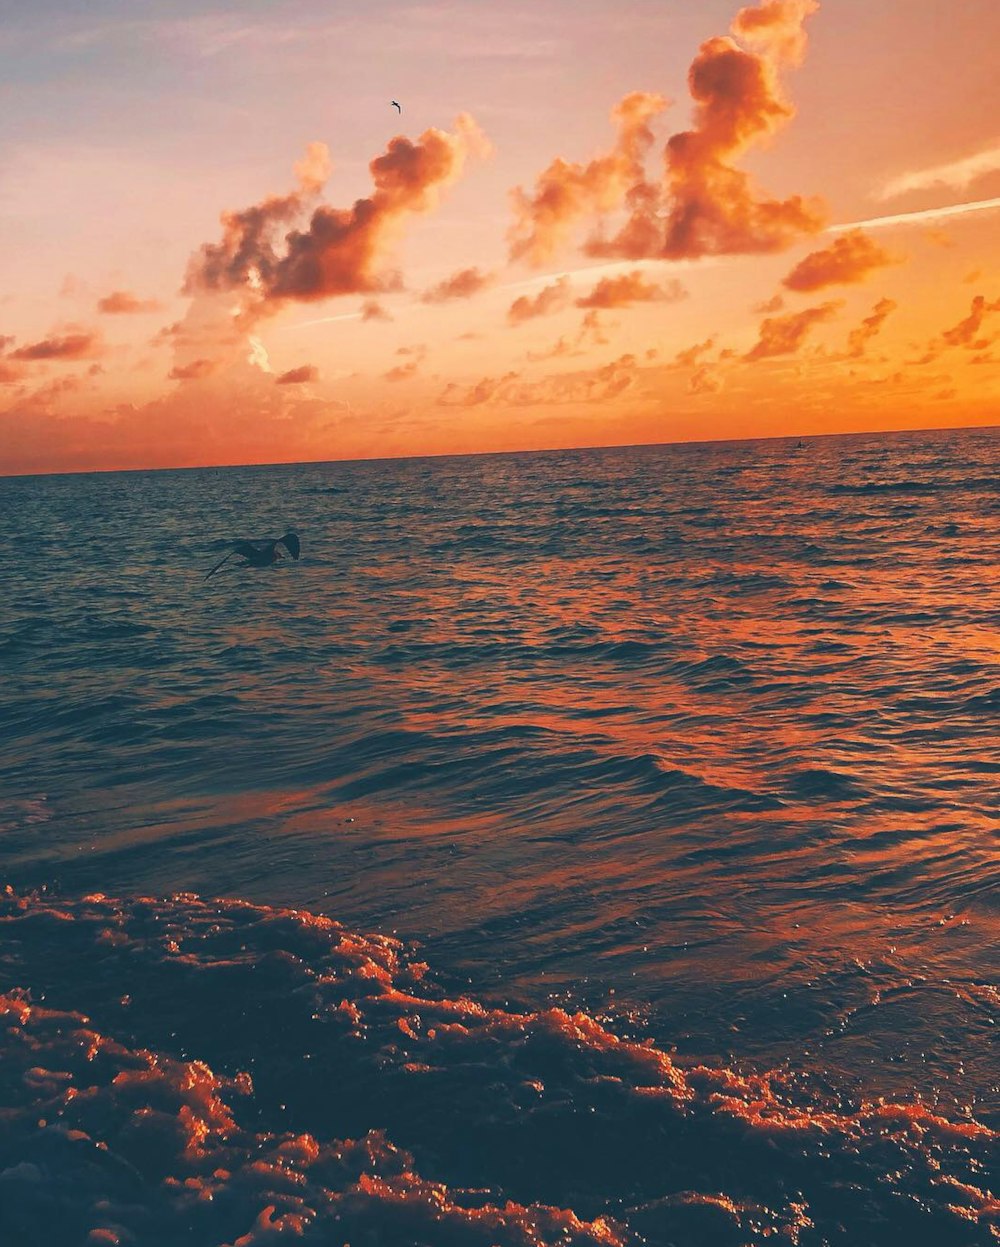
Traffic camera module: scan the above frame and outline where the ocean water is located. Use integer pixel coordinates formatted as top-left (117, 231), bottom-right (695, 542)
top-left (0, 428), bottom-right (997, 1245)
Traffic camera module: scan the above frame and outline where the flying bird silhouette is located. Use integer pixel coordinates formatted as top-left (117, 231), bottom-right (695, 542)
top-left (205, 531), bottom-right (301, 580)
top-left (391, 100), bottom-right (401, 113)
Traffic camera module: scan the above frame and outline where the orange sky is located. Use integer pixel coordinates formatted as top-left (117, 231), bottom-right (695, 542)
top-left (1, 0), bottom-right (998, 474)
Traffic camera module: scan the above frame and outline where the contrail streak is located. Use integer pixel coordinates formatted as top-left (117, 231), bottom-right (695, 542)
top-left (826, 196), bottom-right (1000, 233)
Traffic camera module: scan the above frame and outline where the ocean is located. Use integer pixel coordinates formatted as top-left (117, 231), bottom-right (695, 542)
top-left (1, 428), bottom-right (997, 1245)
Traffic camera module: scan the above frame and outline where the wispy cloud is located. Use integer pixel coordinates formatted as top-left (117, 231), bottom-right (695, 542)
top-left (97, 290), bottom-right (163, 315)
top-left (878, 144), bottom-right (1000, 200)
top-left (421, 266), bottom-right (494, 303)
top-left (8, 332), bottom-right (102, 362)
top-left (846, 298), bottom-right (897, 357)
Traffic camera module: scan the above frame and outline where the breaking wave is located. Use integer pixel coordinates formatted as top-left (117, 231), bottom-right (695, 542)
top-left (1, 890), bottom-right (996, 1247)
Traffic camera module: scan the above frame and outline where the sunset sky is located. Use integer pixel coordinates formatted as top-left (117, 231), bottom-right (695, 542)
top-left (1, 0), bottom-right (998, 474)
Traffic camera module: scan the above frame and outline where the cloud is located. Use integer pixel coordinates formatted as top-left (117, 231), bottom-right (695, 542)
top-left (508, 91), bottom-right (669, 264)
top-left (754, 293), bottom-right (785, 313)
top-left (745, 300), bottom-right (841, 359)
top-left (510, 353), bottom-right (640, 405)
top-left (653, 22), bottom-right (825, 259)
top-left (421, 266), bottom-right (494, 303)
top-left (169, 358), bottom-right (218, 381)
top-left (782, 230), bottom-right (897, 291)
top-left (578, 309), bottom-right (611, 346)
top-left (941, 294), bottom-right (1000, 348)
top-left (9, 332), bottom-right (102, 361)
top-left (384, 343), bottom-right (427, 381)
top-left (879, 144), bottom-right (1000, 200)
top-left (185, 117), bottom-right (487, 319)
top-left (360, 299), bottom-right (392, 322)
top-left (97, 290), bottom-right (163, 315)
top-left (671, 337), bottom-right (716, 367)
top-left (507, 276), bottom-right (571, 324)
top-left (526, 308), bottom-right (613, 361)
top-left (513, 1), bottom-right (824, 265)
top-left (439, 370), bottom-right (520, 407)
top-left (575, 271), bottom-right (687, 308)
top-left (526, 336), bottom-right (575, 363)
top-left (276, 365), bottom-right (319, 385)
top-left (846, 297), bottom-right (897, 357)
top-left (688, 364), bottom-right (723, 394)
top-left (0, 358), bottom-right (355, 475)
top-left (730, 0), bottom-right (818, 65)
top-left (439, 356), bottom-right (641, 408)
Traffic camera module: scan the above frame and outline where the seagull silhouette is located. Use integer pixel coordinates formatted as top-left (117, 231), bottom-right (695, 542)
top-left (391, 100), bottom-right (401, 113)
top-left (205, 531), bottom-right (301, 580)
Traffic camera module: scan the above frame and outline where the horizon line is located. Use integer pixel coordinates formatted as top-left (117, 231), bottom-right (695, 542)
top-left (3, 421), bottom-right (996, 481)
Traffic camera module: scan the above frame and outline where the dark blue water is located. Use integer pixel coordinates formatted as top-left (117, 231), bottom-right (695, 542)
top-left (0, 430), bottom-right (997, 1244)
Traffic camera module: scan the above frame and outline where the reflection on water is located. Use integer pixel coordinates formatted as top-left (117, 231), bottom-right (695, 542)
top-left (0, 428), bottom-right (998, 1122)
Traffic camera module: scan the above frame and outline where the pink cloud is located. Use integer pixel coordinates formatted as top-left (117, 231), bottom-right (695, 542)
top-left (745, 300), bottom-right (841, 359)
top-left (276, 365), bottom-right (319, 385)
top-left (782, 230), bottom-right (898, 292)
top-left (576, 271), bottom-right (687, 309)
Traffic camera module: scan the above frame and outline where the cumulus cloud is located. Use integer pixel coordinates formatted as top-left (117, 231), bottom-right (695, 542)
top-left (730, 0), bottom-right (818, 65)
top-left (186, 117), bottom-right (487, 320)
top-left (169, 358), bottom-right (218, 381)
top-left (97, 291), bottom-right (164, 315)
top-left (511, 1), bottom-right (824, 266)
top-left (846, 297), bottom-right (897, 357)
top-left (507, 277), bottom-right (572, 324)
top-left (576, 271), bottom-right (687, 308)
top-left (9, 332), bottom-right (102, 362)
top-left (782, 230), bottom-right (897, 291)
top-left (754, 293), bottom-right (785, 313)
top-left (508, 91), bottom-right (669, 265)
top-left (276, 365), bottom-right (319, 385)
top-left (421, 266), bottom-right (494, 303)
top-left (879, 143), bottom-right (1000, 200)
top-left (745, 299), bottom-right (841, 359)
top-left (941, 294), bottom-right (1000, 347)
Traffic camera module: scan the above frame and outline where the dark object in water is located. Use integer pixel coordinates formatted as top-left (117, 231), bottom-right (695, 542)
top-left (205, 531), bottom-right (300, 580)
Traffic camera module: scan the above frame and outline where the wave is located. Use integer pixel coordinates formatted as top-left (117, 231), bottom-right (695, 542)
top-left (828, 476), bottom-right (999, 495)
top-left (0, 891), bottom-right (995, 1247)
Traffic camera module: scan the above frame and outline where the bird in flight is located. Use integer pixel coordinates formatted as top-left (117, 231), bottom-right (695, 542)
top-left (391, 100), bottom-right (402, 113)
top-left (205, 531), bottom-right (301, 580)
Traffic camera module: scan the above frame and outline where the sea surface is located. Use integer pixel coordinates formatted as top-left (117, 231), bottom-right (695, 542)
top-left (0, 428), bottom-right (997, 1245)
